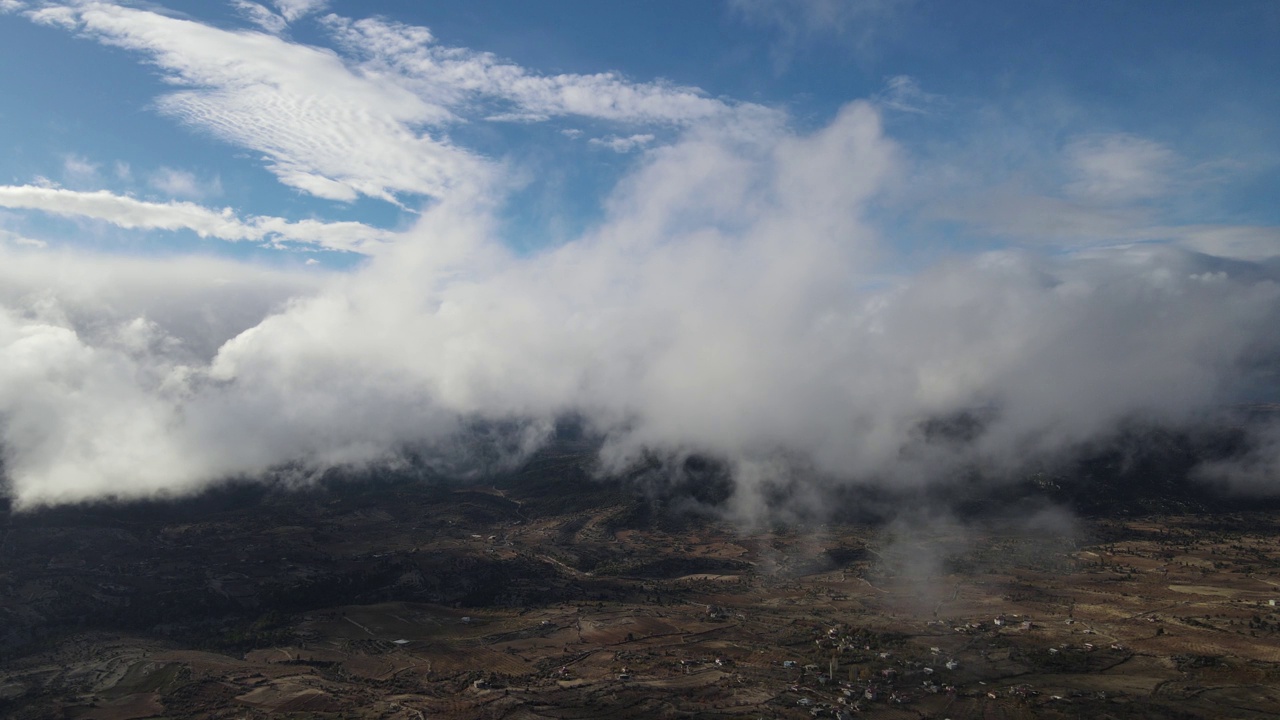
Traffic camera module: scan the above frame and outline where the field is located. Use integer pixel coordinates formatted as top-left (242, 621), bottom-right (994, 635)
top-left (2, 456), bottom-right (1280, 718)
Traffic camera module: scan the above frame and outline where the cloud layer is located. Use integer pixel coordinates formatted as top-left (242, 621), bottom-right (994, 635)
top-left (2, 101), bottom-right (1278, 514)
top-left (1, 3), bottom-right (1277, 515)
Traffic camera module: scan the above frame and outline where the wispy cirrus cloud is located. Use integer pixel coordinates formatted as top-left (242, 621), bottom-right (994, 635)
top-left (233, 1), bottom-right (327, 34)
top-left (875, 75), bottom-right (941, 114)
top-left (61, 153), bottom-right (101, 185)
top-left (325, 16), bottom-right (761, 127)
top-left (0, 184), bottom-right (390, 252)
top-left (1167, 225), bottom-right (1280, 263)
top-left (147, 167), bottom-right (222, 200)
top-left (20, 2), bottom-right (775, 208)
top-left (922, 130), bottom-right (1256, 250)
top-left (729, 0), bottom-right (915, 66)
top-left (26, 1), bottom-right (489, 203)
top-left (588, 134), bottom-right (655, 153)
top-left (231, 0), bottom-right (325, 33)
top-left (0, 227), bottom-right (46, 248)
top-left (272, 0), bottom-right (326, 23)
top-left (1064, 134), bottom-right (1177, 204)
top-left (231, 1), bottom-right (286, 35)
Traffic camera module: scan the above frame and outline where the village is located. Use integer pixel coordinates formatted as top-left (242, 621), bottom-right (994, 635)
top-left (2, 455), bottom-right (1280, 718)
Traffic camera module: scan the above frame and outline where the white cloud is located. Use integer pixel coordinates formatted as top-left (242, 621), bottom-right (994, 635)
top-left (729, 0), bottom-right (914, 61)
top-left (0, 0), bottom-right (28, 13)
top-left (2, 100), bottom-right (1278, 514)
top-left (924, 131), bottom-right (1208, 248)
top-left (61, 153), bottom-right (100, 184)
top-left (939, 188), bottom-right (1158, 245)
top-left (148, 167), bottom-right (223, 200)
top-left (0, 246), bottom-right (322, 357)
top-left (0, 247), bottom-right (323, 506)
top-left (1064, 134), bottom-right (1176, 204)
top-left (23, 2), bottom-right (777, 209)
top-left (0, 185), bottom-right (391, 252)
top-left (232, 0), bottom-right (286, 35)
top-left (876, 75), bottom-right (940, 114)
top-left (324, 16), bottom-right (768, 127)
top-left (2, 4), bottom-right (1278, 513)
top-left (0, 227), bottom-right (46, 248)
top-left (588, 134), bottom-right (655, 153)
top-left (24, 3), bottom-right (73, 26)
top-left (30, 2), bottom-right (490, 203)
top-left (272, 0), bottom-right (326, 23)
top-left (1171, 225), bottom-right (1280, 262)
top-left (731, 0), bottom-right (912, 28)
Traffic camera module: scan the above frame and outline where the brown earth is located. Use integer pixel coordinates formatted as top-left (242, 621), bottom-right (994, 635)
top-left (2, 474), bottom-right (1280, 718)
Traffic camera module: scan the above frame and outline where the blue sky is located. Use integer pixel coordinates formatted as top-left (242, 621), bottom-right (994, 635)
top-left (1, 0), bottom-right (1276, 267)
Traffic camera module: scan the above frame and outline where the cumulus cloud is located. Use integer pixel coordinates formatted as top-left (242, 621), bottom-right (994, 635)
top-left (1, 100), bottom-right (1278, 515)
top-left (0, 246), bottom-right (321, 358)
top-left (0, 247), bottom-right (324, 504)
top-left (0, 185), bottom-right (391, 252)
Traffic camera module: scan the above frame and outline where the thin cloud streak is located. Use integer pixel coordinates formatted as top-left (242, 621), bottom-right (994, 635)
top-left (232, 1), bottom-right (286, 35)
top-left (326, 16), bottom-right (762, 127)
top-left (272, 0), bottom-right (326, 23)
top-left (0, 185), bottom-right (391, 252)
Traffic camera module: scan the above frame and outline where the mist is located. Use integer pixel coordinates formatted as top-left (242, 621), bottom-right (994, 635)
top-left (2, 101), bottom-right (1279, 513)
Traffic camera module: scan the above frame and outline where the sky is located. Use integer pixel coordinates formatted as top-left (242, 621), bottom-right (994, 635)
top-left (0, 0), bottom-right (1279, 513)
